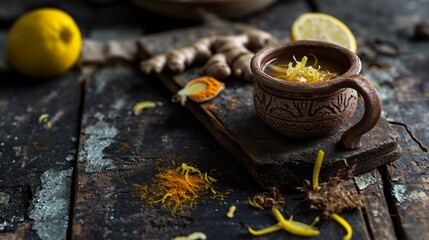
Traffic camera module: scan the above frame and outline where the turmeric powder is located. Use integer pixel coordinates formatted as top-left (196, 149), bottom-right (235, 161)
top-left (133, 163), bottom-right (229, 216)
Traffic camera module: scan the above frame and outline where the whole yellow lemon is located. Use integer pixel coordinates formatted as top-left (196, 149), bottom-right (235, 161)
top-left (6, 8), bottom-right (82, 78)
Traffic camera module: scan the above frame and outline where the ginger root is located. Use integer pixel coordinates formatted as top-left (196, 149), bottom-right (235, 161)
top-left (140, 28), bottom-right (276, 81)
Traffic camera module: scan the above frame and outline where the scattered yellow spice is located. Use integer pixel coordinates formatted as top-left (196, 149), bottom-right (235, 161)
top-left (208, 104), bottom-right (218, 111)
top-left (229, 98), bottom-right (237, 110)
top-left (133, 163), bottom-right (229, 216)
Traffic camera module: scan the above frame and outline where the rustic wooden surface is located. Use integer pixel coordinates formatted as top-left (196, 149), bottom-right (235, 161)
top-left (0, 0), bottom-right (428, 239)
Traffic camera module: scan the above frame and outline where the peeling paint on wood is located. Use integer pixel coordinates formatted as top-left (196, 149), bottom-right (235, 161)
top-left (29, 168), bottom-right (73, 240)
top-left (354, 172), bottom-right (377, 190)
top-left (79, 114), bottom-right (118, 173)
top-left (391, 184), bottom-right (407, 203)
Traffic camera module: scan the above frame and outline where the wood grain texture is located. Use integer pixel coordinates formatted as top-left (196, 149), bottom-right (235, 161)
top-left (0, 1), bottom-right (89, 239)
top-left (0, 70), bottom-right (82, 238)
top-left (320, 0), bottom-right (429, 239)
top-left (354, 169), bottom-right (397, 240)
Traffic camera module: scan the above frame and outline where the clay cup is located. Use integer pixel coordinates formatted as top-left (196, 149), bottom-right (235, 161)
top-left (251, 40), bottom-right (382, 150)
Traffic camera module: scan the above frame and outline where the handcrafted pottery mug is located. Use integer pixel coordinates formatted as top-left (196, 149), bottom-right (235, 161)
top-left (251, 40), bottom-right (382, 150)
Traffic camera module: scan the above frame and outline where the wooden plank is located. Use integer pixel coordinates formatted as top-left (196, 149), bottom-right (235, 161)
top-left (0, 64), bottom-right (82, 239)
top-left (382, 100), bottom-right (429, 240)
top-left (0, 1), bottom-right (90, 238)
top-left (320, 0), bottom-right (429, 239)
top-left (354, 170), bottom-right (397, 240)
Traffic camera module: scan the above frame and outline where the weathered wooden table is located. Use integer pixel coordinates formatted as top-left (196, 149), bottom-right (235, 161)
top-left (1, 0), bottom-right (428, 239)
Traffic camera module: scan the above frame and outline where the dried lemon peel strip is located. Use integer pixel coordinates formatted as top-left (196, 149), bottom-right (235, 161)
top-left (38, 114), bottom-right (49, 123)
top-left (248, 209), bottom-right (320, 237)
top-left (132, 101), bottom-right (156, 115)
top-left (272, 207), bottom-right (320, 237)
top-left (248, 223), bottom-right (283, 236)
top-left (172, 77), bottom-right (225, 106)
top-left (204, 172), bottom-right (217, 183)
top-left (227, 205), bottom-right (236, 218)
top-left (248, 198), bottom-right (264, 210)
top-left (173, 232), bottom-right (207, 240)
top-left (330, 213), bottom-right (352, 240)
top-left (312, 150), bottom-right (325, 190)
top-left (269, 55), bottom-right (339, 83)
top-left (38, 113), bottom-right (52, 129)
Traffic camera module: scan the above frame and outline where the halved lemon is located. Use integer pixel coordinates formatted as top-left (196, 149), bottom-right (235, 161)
top-left (291, 13), bottom-right (357, 52)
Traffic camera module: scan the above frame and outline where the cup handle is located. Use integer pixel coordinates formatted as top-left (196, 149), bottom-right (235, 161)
top-left (330, 74), bottom-right (382, 149)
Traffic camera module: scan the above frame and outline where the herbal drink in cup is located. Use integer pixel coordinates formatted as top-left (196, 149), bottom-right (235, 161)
top-left (251, 40), bottom-right (382, 150)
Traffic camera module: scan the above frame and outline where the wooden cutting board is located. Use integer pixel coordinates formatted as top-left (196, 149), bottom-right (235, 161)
top-left (138, 25), bottom-right (402, 190)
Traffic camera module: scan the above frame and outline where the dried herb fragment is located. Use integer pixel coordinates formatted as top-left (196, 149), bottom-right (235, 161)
top-left (248, 187), bottom-right (285, 210)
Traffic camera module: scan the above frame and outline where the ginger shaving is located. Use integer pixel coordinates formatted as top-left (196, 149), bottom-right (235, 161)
top-left (133, 163), bottom-right (229, 216)
top-left (269, 55), bottom-right (339, 83)
top-left (330, 213), bottom-right (352, 240)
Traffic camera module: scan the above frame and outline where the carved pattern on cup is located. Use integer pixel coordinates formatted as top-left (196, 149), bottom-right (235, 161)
top-left (253, 87), bottom-right (358, 134)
